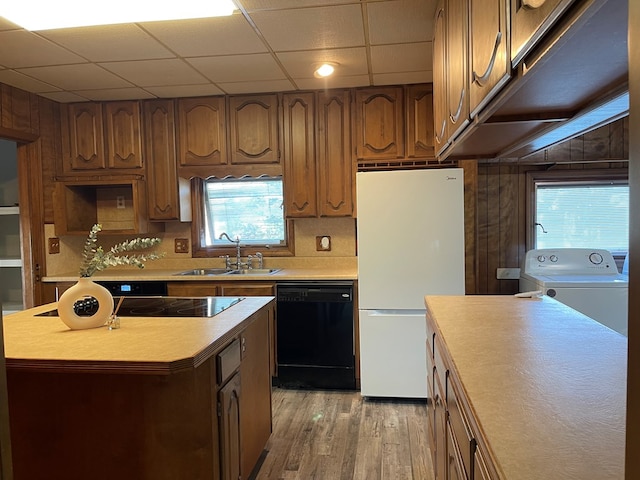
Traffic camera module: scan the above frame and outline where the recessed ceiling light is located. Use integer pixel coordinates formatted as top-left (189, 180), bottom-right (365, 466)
top-left (0, 0), bottom-right (237, 31)
top-left (314, 63), bottom-right (337, 78)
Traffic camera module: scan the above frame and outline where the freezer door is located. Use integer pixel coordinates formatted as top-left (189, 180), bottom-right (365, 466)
top-left (356, 169), bottom-right (465, 310)
top-left (359, 309), bottom-right (428, 398)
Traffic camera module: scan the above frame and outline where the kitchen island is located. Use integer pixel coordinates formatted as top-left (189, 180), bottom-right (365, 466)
top-left (425, 295), bottom-right (626, 479)
top-left (3, 296), bottom-right (275, 480)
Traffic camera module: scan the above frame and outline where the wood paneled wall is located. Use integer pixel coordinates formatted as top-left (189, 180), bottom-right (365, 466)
top-left (474, 118), bottom-right (629, 295)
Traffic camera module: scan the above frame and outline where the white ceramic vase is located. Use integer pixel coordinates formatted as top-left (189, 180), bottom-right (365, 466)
top-left (58, 277), bottom-right (114, 330)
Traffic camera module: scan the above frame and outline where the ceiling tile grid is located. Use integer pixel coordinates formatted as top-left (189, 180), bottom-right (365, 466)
top-left (0, 0), bottom-right (435, 102)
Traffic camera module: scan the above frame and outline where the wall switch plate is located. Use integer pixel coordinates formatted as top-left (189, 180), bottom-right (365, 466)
top-left (496, 268), bottom-right (521, 280)
top-left (175, 238), bottom-right (189, 253)
top-left (316, 236), bottom-right (331, 251)
top-left (48, 237), bottom-right (60, 254)
top-left (116, 195), bottom-right (126, 209)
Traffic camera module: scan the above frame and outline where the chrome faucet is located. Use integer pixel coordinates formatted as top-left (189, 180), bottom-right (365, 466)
top-left (219, 232), bottom-right (241, 269)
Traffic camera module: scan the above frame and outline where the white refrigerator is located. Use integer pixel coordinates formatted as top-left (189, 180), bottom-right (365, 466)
top-left (357, 168), bottom-right (465, 398)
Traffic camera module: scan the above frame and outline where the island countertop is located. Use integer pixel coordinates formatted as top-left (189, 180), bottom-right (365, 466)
top-left (425, 295), bottom-right (626, 479)
top-left (2, 296), bottom-right (274, 375)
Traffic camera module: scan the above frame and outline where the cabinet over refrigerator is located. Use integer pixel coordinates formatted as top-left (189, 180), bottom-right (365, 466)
top-left (356, 168), bottom-right (465, 398)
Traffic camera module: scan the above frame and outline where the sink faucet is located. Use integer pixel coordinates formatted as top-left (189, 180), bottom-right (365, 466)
top-left (219, 232), bottom-right (242, 269)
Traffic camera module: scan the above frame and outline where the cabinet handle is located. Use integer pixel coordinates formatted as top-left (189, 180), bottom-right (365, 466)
top-left (522, 0), bottom-right (546, 8)
top-left (449, 89), bottom-right (465, 124)
top-left (435, 119), bottom-right (447, 144)
top-left (472, 32), bottom-right (503, 88)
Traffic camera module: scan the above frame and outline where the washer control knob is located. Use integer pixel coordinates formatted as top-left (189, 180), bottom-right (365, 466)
top-left (537, 255), bottom-right (546, 262)
top-left (589, 252), bottom-right (604, 265)
top-left (546, 288), bottom-right (556, 298)
top-left (550, 255), bottom-right (558, 262)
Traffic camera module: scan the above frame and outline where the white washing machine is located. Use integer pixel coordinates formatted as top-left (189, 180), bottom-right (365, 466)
top-left (520, 248), bottom-right (628, 336)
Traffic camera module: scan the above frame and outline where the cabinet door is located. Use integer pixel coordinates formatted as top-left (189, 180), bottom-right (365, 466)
top-left (143, 99), bottom-right (180, 221)
top-left (447, 426), bottom-right (469, 480)
top-left (218, 372), bottom-right (241, 480)
top-left (282, 92), bottom-right (317, 217)
top-left (229, 95), bottom-right (279, 165)
top-left (406, 84), bottom-right (435, 158)
top-left (355, 87), bottom-right (404, 160)
top-left (104, 101), bottom-right (144, 170)
top-left (63, 103), bottom-right (106, 171)
top-left (432, 0), bottom-right (448, 155)
top-left (239, 311), bottom-right (272, 479)
top-left (178, 97), bottom-right (227, 167)
top-left (511, 0), bottom-right (574, 66)
top-left (469, 0), bottom-right (510, 116)
top-left (447, 0), bottom-right (470, 141)
top-left (219, 284), bottom-right (275, 296)
top-left (317, 89), bottom-right (353, 217)
top-left (166, 282), bottom-right (218, 297)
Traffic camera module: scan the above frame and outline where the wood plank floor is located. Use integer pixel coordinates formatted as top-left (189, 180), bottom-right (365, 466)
top-left (252, 387), bottom-right (435, 480)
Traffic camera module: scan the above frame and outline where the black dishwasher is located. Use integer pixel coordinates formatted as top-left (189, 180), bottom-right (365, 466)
top-left (276, 281), bottom-right (355, 390)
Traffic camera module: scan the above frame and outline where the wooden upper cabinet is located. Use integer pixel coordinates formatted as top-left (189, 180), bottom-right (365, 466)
top-left (317, 89), bottom-right (353, 217)
top-left (469, 0), bottom-right (510, 116)
top-left (177, 96), bottom-right (227, 168)
top-left (104, 101), bottom-right (144, 170)
top-left (406, 84), bottom-right (435, 158)
top-left (511, 0), bottom-right (575, 66)
top-left (433, 0), bottom-right (449, 155)
top-left (62, 101), bottom-right (144, 174)
top-left (62, 102), bottom-right (106, 172)
top-left (354, 87), bottom-right (404, 160)
top-left (229, 94), bottom-right (279, 165)
top-left (143, 99), bottom-right (180, 221)
top-left (447, 0), bottom-right (470, 142)
top-left (282, 92), bottom-right (317, 218)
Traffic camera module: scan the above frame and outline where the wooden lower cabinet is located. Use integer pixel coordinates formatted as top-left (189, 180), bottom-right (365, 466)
top-left (218, 372), bottom-right (242, 480)
top-left (427, 312), bottom-right (496, 480)
top-left (167, 281), bottom-right (218, 297)
top-left (7, 305), bottom-right (274, 480)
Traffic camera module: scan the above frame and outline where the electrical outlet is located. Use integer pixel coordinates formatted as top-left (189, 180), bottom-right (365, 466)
top-left (48, 237), bottom-right (60, 254)
top-left (496, 268), bottom-right (521, 280)
top-left (316, 236), bottom-right (331, 251)
top-left (175, 238), bottom-right (190, 253)
top-left (116, 195), bottom-right (125, 209)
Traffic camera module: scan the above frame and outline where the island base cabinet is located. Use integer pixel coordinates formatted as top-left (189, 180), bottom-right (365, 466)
top-left (218, 372), bottom-right (242, 480)
top-left (7, 363), bottom-right (220, 480)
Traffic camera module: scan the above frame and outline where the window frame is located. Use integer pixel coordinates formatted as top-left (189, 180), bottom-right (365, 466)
top-left (190, 177), bottom-right (295, 258)
top-left (525, 168), bottom-right (629, 257)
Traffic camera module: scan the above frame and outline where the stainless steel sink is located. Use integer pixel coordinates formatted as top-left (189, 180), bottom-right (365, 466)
top-left (226, 268), bottom-right (281, 275)
top-left (174, 268), bottom-right (235, 276)
top-left (174, 268), bottom-right (280, 276)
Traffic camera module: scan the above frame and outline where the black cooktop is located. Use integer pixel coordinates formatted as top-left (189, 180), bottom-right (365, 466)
top-left (38, 296), bottom-right (244, 318)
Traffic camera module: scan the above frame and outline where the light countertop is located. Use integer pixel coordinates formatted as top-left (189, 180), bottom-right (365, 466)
top-left (425, 295), bottom-right (626, 480)
top-left (42, 266), bottom-right (358, 283)
top-left (2, 297), bottom-right (274, 375)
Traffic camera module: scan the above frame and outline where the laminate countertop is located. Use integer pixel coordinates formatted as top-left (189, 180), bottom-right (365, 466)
top-left (2, 297), bottom-right (274, 375)
top-left (424, 295), bottom-right (626, 480)
top-left (42, 266), bottom-right (358, 283)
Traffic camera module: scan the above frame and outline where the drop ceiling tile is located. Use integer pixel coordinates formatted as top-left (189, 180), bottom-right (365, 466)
top-left (217, 79), bottom-right (295, 94)
top-left (0, 30), bottom-right (85, 68)
top-left (276, 47), bottom-right (368, 77)
top-left (367, 0), bottom-right (433, 45)
top-left (38, 91), bottom-right (92, 103)
top-left (186, 53), bottom-right (286, 83)
top-left (295, 74), bottom-right (371, 90)
top-left (145, 84), bottom-right (225, 98)
top-left (99, 58), bottom-right (208, 87)
top-left (250, 4), bottom-right (365, 51)
top-left (373, 71), bottom-right (432, 85)
top-left (38, 24), bottom-right (175, 62)
top-left (239, 0), bottom-right (355, 10)
top-left (16, 64), bottom-right (133, 90)
top-left (371, 42), bottom-right (431, 73)
top-left (140, 14), bottom-right (268, 56)
top-left (73, 88), bottom-right (157, 101)
top-left (0, 69), bottom-right (61, 93)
